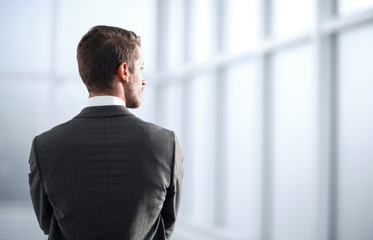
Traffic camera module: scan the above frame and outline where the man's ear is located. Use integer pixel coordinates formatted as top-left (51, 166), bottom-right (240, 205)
top-left (117, 62), bottom-right (129, 83)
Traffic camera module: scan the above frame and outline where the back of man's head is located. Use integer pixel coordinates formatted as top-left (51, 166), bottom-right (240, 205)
top-left (77, 25), bottom-right (141, 93)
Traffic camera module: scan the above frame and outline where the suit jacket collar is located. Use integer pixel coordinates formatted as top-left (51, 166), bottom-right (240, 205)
top-left (74, 105), bottom-right (134, 118)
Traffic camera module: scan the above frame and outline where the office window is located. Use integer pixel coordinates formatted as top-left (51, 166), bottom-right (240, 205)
top-left (0, 79), bottom-right (49, 200)
top-left (53, 81), bottom-right (88, 123)
top-left (187, 74), bottom-right (216, 225)
top-left (271, 0), bottom-right (314, 37)
top-left (338, 0), bottom-right (373, 16)
top-left (271, 45), bottom-right (317, 240)
top-left (225, 62), bottom-right (262, 237)
top-left (337, 25), bottom-right (373, 240)
top-left (165, 0), bottom-right (185, 70)
top-left (190, 0), bottom-right (214, 63)
top-left (0, 0), bottom-right (52, 72)
top-left (225, 0), bottom-right (258, 53)
top-left (161, 82), bottom-right (184, 141)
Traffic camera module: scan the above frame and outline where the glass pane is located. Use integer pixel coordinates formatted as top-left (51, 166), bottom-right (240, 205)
top-left (271, 45), bottom-right (317, 240)
top-left (165, 0), bottom-right (185, 71)
top-left (226, 0), bottom-right (258, 53)
top-left (0, 0), bottom-right (52, 72)
top-left (53, 80), bottom-right (88, 124)
top-left (225, 62), bottom-right (261, 238)
top-left (271, 0), bottom-right (314, 37)
top-left (339, 0), bottom-right (373, 16)
top-left (56, 0), bottom-right (155, 74)
top-left (186, 74), bottom-right (215, 224)
top-left (161, 83), bottom-right (183, 139)
top-left (337, 25), bottom-right (373, 240)
top-left (0, 79), bottom-right (50, 200)
top-left (191, 0), bottom-right (213, 63)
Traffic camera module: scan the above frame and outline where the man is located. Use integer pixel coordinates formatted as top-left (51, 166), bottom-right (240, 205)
top-left (28, 25), bottom-right (183, 240)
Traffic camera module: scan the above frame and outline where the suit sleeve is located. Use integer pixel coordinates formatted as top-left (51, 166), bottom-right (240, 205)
top-left (161, 133), bottom-right (184, 239)
top-left (28, 136), bottom-right (53, 235)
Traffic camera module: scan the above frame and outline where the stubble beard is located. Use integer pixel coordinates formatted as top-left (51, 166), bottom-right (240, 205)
top-left (125, 81), bottom-right (141, 108)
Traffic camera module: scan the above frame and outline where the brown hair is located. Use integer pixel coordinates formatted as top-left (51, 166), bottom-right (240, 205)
top-left (77, 25), bottom-right (141, 93)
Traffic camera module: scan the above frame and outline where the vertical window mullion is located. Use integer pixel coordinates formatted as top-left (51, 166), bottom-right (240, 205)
top-left (258, 0), bottom-right (274, 238)
top-left (315, 0), bottom-right (337, 239)
top-left (213, 0), bottom-right (228, 227)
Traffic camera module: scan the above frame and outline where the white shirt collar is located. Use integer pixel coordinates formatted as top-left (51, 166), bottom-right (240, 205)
top-left (86, 96), bottom-right (126, 107)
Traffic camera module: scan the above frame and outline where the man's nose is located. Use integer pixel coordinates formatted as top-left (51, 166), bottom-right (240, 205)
top-left (142, 79), bottom-right (147, 85)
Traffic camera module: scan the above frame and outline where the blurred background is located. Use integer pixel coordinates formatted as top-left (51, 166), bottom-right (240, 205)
top-left (1, 0), bottom-right (373, 239)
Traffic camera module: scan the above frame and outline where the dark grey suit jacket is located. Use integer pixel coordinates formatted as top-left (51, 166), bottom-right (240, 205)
top-left (28, 105), bottom-right (183, 240)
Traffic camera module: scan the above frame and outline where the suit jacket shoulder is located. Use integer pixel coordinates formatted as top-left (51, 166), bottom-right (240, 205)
top-left (29, 105), bottom-right (182, 240)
